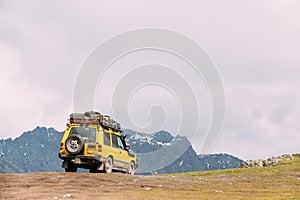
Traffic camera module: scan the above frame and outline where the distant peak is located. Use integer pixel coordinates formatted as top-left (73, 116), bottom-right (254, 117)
top-left (152, 130), bottom-right (174, 143)
top-left (153, 130), bottom-right (172, 137)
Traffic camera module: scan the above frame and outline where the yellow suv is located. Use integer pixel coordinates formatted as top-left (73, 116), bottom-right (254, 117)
top-left (58, 111), bottom-right (137, 174)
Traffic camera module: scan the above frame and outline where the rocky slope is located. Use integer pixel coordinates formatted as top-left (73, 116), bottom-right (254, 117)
top-left (239, 154), bottom-right (300, 168)
top-left (0, 157), bottom-right (24, 173)
top-left (0, 127), bottom-right (63, 173)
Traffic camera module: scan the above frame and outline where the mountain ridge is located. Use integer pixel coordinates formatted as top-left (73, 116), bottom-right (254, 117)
top-left (0, 126), bottom-right (243, 174)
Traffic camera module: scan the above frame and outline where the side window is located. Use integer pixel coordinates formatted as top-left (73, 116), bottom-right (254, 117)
top-left (117, 137), bottom-right (124, 150)
top-left (112, 134), bottom-right (125, 149)
top-left (104, 132), bottom-right (111, 146)
top-left (112, 134), bottom-right (118, 148)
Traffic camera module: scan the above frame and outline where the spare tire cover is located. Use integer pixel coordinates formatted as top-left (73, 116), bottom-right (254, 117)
top-left (65, 134), bottom-right (84, 155)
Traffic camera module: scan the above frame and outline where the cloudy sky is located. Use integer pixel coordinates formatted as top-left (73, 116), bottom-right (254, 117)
top-left (0, 0), bottom-right (299, 160)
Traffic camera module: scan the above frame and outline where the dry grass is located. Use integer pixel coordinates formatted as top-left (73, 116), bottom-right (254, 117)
top-left (128, 159), bottom-right (300, 199)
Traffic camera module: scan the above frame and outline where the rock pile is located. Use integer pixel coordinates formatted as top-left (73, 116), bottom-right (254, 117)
top-left (239, 154), bottom-right (300, 168)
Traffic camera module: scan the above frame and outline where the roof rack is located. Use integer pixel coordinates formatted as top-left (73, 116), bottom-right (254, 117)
top-left (69, 111), bottom-right (122, 132)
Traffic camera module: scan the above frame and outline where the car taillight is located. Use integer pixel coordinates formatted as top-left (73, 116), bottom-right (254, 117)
top-left (60, 143), bottom-right (64, 150)
top-left (97, 144), bottom-right (102, 152)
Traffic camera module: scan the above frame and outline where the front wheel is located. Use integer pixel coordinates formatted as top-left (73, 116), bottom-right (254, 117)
top-left (127, 161), bottom-right (135, 175)
top-left (104, 157), bottom-right (113, 173)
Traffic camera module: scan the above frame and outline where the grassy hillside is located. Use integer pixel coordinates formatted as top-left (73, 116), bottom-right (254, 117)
top-left (136, 159), bottom-right (300, 199)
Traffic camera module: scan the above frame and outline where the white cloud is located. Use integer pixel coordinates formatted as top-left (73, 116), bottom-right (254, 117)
top-left (213, 83), bottom-right (300, 159)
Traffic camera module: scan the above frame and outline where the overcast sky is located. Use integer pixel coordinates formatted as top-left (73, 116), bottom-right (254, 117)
top-left (0, 0), bottom-right (299, 160)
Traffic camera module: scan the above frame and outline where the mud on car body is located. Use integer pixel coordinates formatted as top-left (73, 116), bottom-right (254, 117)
top-left (58, 111), bottom-right (137, 174)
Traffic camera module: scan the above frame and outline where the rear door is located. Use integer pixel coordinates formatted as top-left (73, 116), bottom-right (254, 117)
top-left (101, 131), bottom-right (115, 160)
top-left (111, 134), bottom-right (130, 169)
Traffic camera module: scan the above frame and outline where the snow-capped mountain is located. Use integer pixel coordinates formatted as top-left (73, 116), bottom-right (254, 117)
top-left (123, 129), bottom-right (243, 174)
top-left (0, 127), bottom-right (243, 174)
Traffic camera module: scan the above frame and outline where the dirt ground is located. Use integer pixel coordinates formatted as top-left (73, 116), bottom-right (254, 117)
top-left (0, 172), bottom-right (192, 200)
top-left (1, 161), bottom-right (300, 200)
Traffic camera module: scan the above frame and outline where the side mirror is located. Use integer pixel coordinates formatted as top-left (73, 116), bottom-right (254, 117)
top-left (125, 145), bottom-right (130, 151)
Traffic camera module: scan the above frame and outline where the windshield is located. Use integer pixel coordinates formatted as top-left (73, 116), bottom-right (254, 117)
top-left (70, 127), bottom-right (96, 141)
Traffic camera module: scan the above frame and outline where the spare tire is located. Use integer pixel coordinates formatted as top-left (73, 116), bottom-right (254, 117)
top-left (65, 134), bottom-right (84, 155)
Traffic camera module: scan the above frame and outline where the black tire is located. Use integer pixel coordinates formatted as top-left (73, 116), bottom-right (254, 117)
top-left (65, 134), bottom-right (84, 155)
top-left (65, 162), bottom-right (78, 172)
top-left (104, 157), bottom-right (113, 173)
top-left (127, 161), bottom-right (135, 175)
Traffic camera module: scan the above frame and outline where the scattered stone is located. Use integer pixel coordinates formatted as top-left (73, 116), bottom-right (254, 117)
top-left (239, 154), bottom-right (300, 168)
top-left (63, 194), bottom-right (72, 198)
top-left (53, 197), bottom-right (58, 199)
top-left (215, 190), bottom-right (223, 193)
top-left (145, 187), bottom-right (153, 191)
top-left (133, 179), bottom-right (139, 182)
top-left (158, 184), bottom-right (163, 187)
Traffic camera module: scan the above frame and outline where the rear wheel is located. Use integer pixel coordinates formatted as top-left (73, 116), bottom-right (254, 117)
top-left (104, 157), bottom-right (113, 173)
top-left (127, 161), bottom-right (135, 175)
top-left (65, 162), bottom-right (77, 172)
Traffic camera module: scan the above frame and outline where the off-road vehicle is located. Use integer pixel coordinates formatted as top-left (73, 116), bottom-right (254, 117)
top-left (58, 111), bottom-right (137, 174)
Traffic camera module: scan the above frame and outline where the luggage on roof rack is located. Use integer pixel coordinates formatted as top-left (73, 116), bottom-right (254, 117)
top-left (68, 111), bottom-right (121, 132)
top-left (84, 111), bottom-right (103, 123)
top-left (70, 113), bottom-right (84, 120)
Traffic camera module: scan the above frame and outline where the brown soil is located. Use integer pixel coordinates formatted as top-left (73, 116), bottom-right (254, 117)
top-left (0, 172), bottom-right (183, 200)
